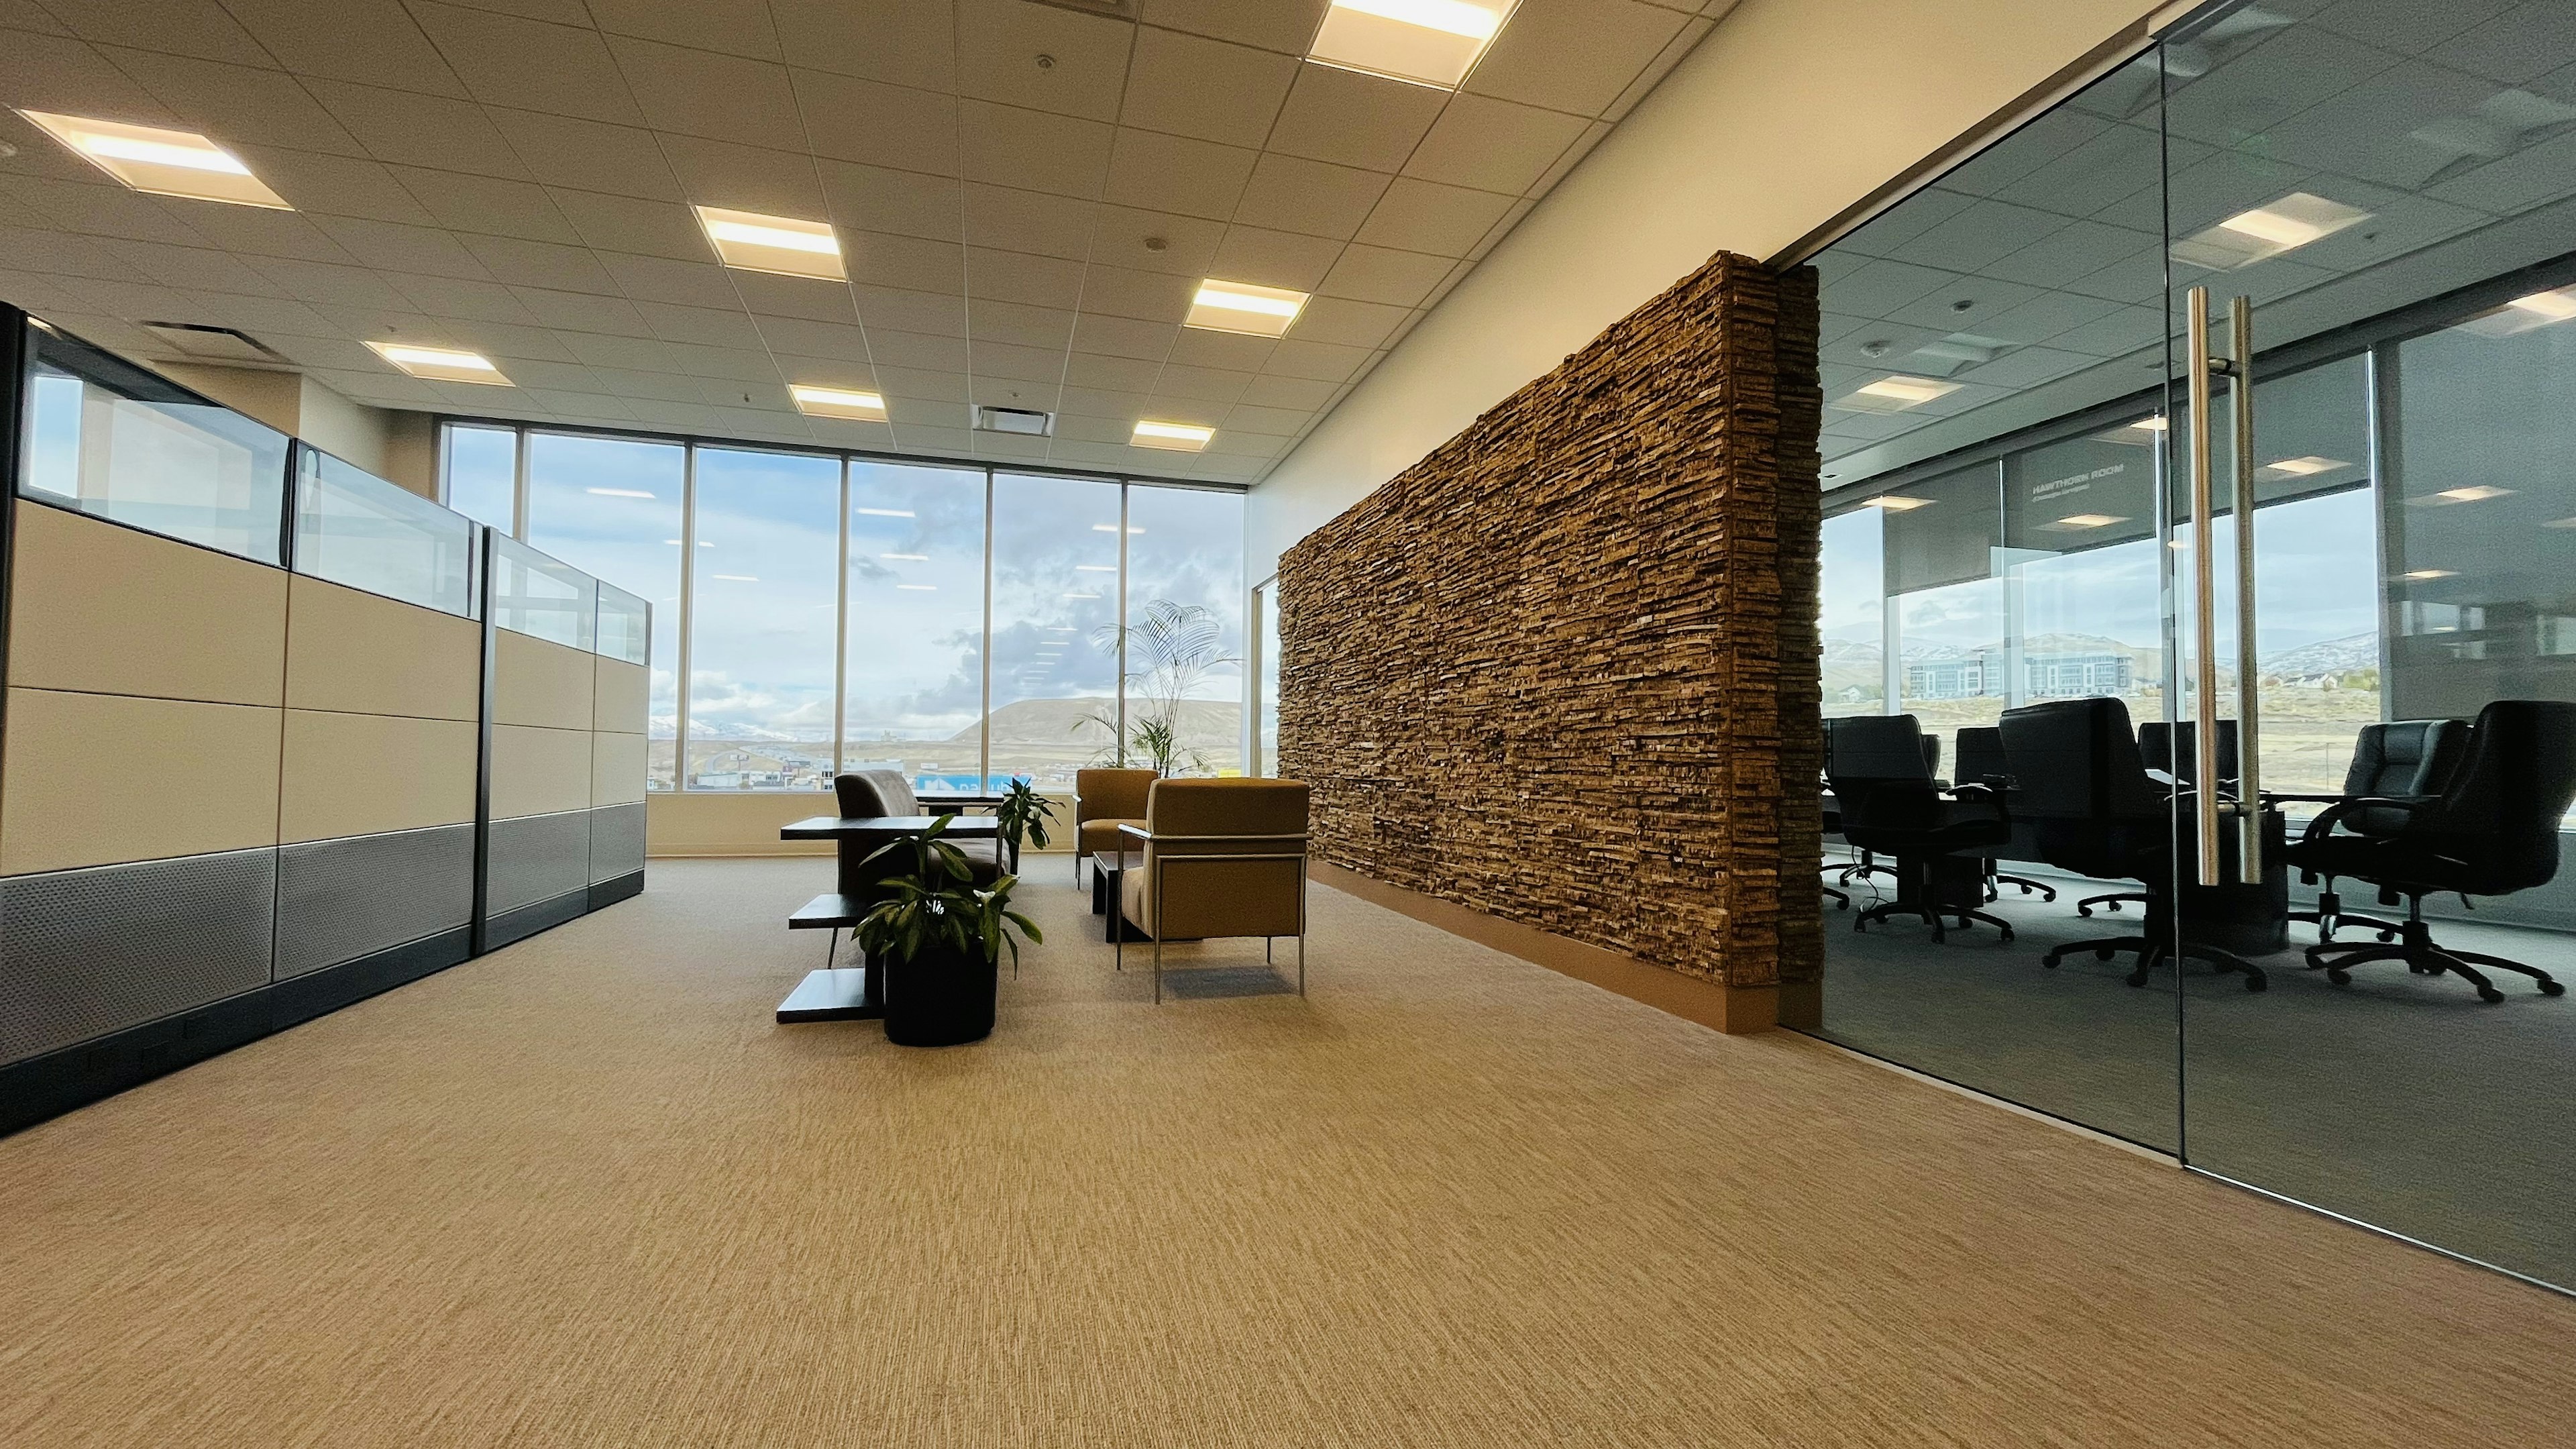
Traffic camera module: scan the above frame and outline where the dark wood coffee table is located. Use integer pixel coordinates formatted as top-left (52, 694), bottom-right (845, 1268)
top-left (1091, 850), bottom-right (1143, 939)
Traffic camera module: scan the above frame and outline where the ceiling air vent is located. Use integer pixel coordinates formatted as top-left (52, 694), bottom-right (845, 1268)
top-left (974, 406), bottom-right (1056, 437)
top-left (1030, 0), bottom-right (1138, 17)
top-left (140, 321), bottom-right (292, 368)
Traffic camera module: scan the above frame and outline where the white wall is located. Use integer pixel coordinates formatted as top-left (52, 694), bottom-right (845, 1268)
top-left (1244, 0), bottom-right (2166, 584)
top-left (156, 363), bottom-right (438, 498)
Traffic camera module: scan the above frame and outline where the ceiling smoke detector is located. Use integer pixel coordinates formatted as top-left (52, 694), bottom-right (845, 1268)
top-left (974, 405), bottom-right (1056, 437)
top-left (141, 321), bottom-right (292, 368)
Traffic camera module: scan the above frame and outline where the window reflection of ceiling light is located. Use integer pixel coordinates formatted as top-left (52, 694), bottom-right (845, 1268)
top-left (895, 584), bottom-right (936, 591)
top-left (1091, 524), bottom-right (1144, 533)
top-left (1837, 376), bottom-right (1960, 413)
top-left (1065, 592), bottom-right (1101, 599)
top-left (1306, 0), bottom-right (1512, 90)
top-left (2402, 569), bottom-right (2458, 580)
top-left (1133, 419), bottom-right (1216, 451)
top-left (2546, 516), bottom-right (2576, 529)
top-left (661, 539), bottom-right (714, 546)
top-left (2411, 484), bottom-right (2516, 506)
top-left (2259, 455), bottom-right (2347, 479)
top-left (712, 574), bottom-right (760, 582)
top-left (696, 205), bottom-right (845, 280)
top-left (1859, 495), bottom-right (1933, 511)
top-left (2460, 284), bottom-right (2576, 337)
top-left (1185, 280), bottom-right (1308, 337)
top-left (1075, 564), bottom-right (1117, 572)
top-left (856, 507), bottom-right (915, 518)
top-left (2041, 513), bottom-right (2131, 531)
top-left (880, 552), bottom-right (928, 561)
top-left (366, 341), bottom-right (512, 385)
top-left (18, 111), bottom-right (292, 209)
top-left (790, 384), bottom-right (885, 419)
top-left (2173, 193), bottom-right (2369, 270)
top-left (2508, 288), bottom-right (2576, 321)
top-left (586, 487), bottom-right (655, 498)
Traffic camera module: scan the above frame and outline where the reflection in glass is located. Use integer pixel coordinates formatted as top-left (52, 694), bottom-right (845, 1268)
top-left (441, 423), bottom-right (517, 534)
top-left (294, 447), bottom-right (476, 617)
top-left (989, 474), bottom-right (1122, 791)
top-left (1819, 508), bottom-right (1884, 719)
top-left (527, 433), bottom-right (683, 788)
top-left (23, 343), bottom-right (289, 564)
top-left (491, 535), bottom-right (595, 651)
top-left (843, 462), bottom-right (987, 794)
top-left (1122, 486), bottom-right (1245, 776)
top-left (686, 448), bottom-right (839, 791)
top-left (596, 582), bottom-right (650, 667)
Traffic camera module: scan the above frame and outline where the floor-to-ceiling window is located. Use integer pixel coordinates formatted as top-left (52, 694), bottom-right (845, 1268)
top-left (439, 426), bottom-right (1251, 796)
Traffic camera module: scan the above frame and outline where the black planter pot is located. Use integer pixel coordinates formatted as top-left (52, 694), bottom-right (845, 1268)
top-left (883, 942), bottom-right (998, 1046)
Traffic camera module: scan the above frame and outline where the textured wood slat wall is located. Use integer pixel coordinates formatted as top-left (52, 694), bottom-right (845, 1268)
top-left (1278, 254), bottom-right (1824, 1009)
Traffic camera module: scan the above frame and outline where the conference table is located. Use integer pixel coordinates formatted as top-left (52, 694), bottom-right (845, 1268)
top-left (773, 804), bottom-right (1004, 1024)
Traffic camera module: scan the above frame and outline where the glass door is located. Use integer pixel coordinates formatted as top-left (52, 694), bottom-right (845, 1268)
top-left (2163, 0), bottom-right (2576, 1287)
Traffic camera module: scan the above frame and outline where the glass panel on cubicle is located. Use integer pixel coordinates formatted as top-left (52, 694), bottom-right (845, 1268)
top-left (21, 327), bottom-right (290, 564)
top-left (525, 431), bottom-right (683, 790)
top-left (292, 445), bottom-right (477, 616)
top-left (596, 582), bottom-right (650, 667)
top-left (490, 534), bottom-right (596, 651)
top-left (843, 461), bottom-right (987, 794)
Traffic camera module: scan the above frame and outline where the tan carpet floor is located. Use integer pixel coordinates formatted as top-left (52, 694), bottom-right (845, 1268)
top-left (3, 858), bottom-right (2572, 1447)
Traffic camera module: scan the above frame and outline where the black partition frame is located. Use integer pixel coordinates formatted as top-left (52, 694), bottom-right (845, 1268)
top-left (0, 310), bottom-right (647, 1136)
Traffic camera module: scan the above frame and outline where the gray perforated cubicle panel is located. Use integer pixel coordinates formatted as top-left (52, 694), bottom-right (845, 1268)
top-left (589, 801), bottom-right (645, 885)
top-left (0, 848), bottom-right (276, 1066)
top-left (274, 824), bottom-right (476, 979)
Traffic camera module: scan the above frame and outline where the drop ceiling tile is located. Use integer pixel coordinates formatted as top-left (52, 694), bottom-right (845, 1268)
top-left (311, 216), bottom-right (498, 278)
top-left (485, 111), bottom-right (684, 201)
top-left (1286, 294), bottom-right (1406, 348)
top-left (386, 272), bottom-right (541, 324)
top-left (1070, 312), bottom-right (1178, 362)
top-left (955, 0), bottom-right (1132, 123)
top-left (391, 168), bottom-right (581, 244)
top-left (753, 315), bottom-right (872, 361)
top-left (1067, 350), bottom-right (1163, 391)
top-left (101, 49), bottom-right (370, 157)
top-left (1053, 412), bottom-right (1134, 445)
top-left (1230, 154), bottom-right (1392, 240)
top-left (961, 101), bottom-right (1115, 199)
top-left (599, 252), bottom-right (741, 308)
top-left (494, 358), bottom-right (606, 392)
top-left (172, 203), bottom-right (362, 265)
top-left (1263, 337), bottom-right (1369, 382)
top-left (967, 248), bottom-right (1087, 308)
top-left (586, 0), bottom-right (782, 60)
top-left (218, 0), bottom-right (470, 98)
top-left (517, 290), bottom-right (655, 337)
top-left (875, 366), bottom-right (970, 402)
top-left (1139, 395), bottom-right (1233, 429)
top-left (869, 328), bottom-right (972, 371)
top-left (802, 416), bottom-right (900, 449)
top-left (409, 3), bottom-right (645, 125)
top-left (959, 183), bottom-right (1095, 260)
top-left (582, 364), bottom-right (706, 401)
top-left (547, 190), bottom-right (708, 262)
top-left (244, 257), bottom-right (411, 309)
top-left (1976, 218), bottom-right (2160, 292)
top-left (162, 291), bottom-right (337, 336)
top-left (1466, 0), bottom-right (1688, 117)
top-left (1, 30), bottom-right (180, 121)
top-left (464, 235), bottom-right (623, 294)
top-left (658, 341), bottom-right (779, 382)
top-left (1265, 62), bottom-right (1448, 173)
top-left (1120, 26), bottom-right (1300, 149)
top-left (45, 0), bottom-right (270, 64)
top-left (771, 0), bottom-right (956, 88)
top-left (729, 268), bottom-right (862, 324)
top-left (1164, 326), bottom-right (1273, 372)
top-left (855, 285), bottom-right (968, 335)
top-left (964, 299), bottom-right (1073, 350)
top-left (654, 134), bottom-right (831, 217)
top-left (1352, 177), bottom-right (1513, 256)
top-left (1236, 368), bottom-right (1339, 410)
top-left (1058, 384), bottom-right (1146, 418)
top-left (239, 150), bottom-right (441, 225)
top-left (1218, 403), bottom-right (1310, 435)
top-left (888, 394), bottom-right (970, 426)
top-left (2430, 3), bottom-right (2576, 83)
top-left (3, 179), bottom-right (210, 248)
top-left (971, 431), bottom-right (1052, 460)
top-left (608, 36), bottom-right (803, 147)
top-left (1150, 363), bottom-right (1252, 404)
top-left (257, 335), bottom-right (382, 371)
top-left (432, 0), bottom-right (593, 21)
top-left (1468, 196), bottom-right (1535, 258)
top-left (1087, 207), bottom-right (1224, 275)
top-left (971, 338), bottom-right (1068, 382)
top-left (304, 80), bottom-right (533, 177)
top-left (822, 162), bottom-right (965, 244)
top-left (888, 425), bottom-right (971, 453)
top-left (1201, 432), bottom-right (1283, 460)
top-left (1603, 15), bottom-right (1713, 123)
top-left (794, 70), bottom-right (961, 175)
top-left (1138, 0), bottom-right (1328, 53)
top-left (636, 302), bottom-right (766, 348)
top-left (1316, 242), bottom-right (1452, 305)
top-left (1102, 128), bottom-right (1257, 220)
top-left (1073, 262), bottom-right (1195, 322)
top-left (1528, 121), bottom-right (1609, 197)
top-left (1208, 225), bottom-right (1342, 290)
top-left (847, 231), bottom-right (967, 292)
top-left (1402, 93), bottom-right (1589, 195)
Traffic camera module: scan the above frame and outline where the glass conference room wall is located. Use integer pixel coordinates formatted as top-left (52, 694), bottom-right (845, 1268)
top-left (1807, 0), bottom-right (2576, 1291)
top-left (440, 422), bottom-right (1248, 794)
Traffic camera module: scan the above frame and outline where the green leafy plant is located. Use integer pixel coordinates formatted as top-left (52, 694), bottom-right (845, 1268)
top-left (855, 814), bottom-right (1044, 972)
top-left (1075, 599), bottom-right (1240, 775)
top-left (994, 777), bottom-right (1057, 868)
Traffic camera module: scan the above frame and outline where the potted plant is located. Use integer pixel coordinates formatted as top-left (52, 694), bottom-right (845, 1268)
top-left (855, 816), bottom-right (1043, 1047)
top-left (993, 777), bottom-right (1057, 873)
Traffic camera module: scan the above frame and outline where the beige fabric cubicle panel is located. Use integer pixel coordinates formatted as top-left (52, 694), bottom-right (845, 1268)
top-left (592, 656), bottom-right (647, 734)
top-left (278, 710), bottom-right (478, 843)
top-left (491, 723), bottom-right (594, 819)
top-left (590, 732), bottom-right (646, 808)
top-left (7, 501), bottom-right (286, 706)
top-left (1, 689), bottom-right (283, 875)
top-left (494, 631), bottom-right (594, 732)
top-left (284, 576), bottom-right (479, 721)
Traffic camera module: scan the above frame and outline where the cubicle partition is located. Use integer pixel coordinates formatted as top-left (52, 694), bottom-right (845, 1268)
top-left (0, 311), bottom-right (646, 1133)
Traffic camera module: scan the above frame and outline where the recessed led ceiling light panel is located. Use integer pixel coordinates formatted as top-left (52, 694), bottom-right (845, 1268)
top-left (1186, 279), bottom-right (1309, 337)
top-left (18, 111), bottom-right (291, 209)
top-left (1835, 376), bottom-right (1961, 413)
top-left (695, 205), bottom-right (845, 280)
top-left (790, 384), bottom-right (886, 420)
top-left (1132, 420), bottom-right (1215, 451)
top-left (1307, 0), bottom-right (1513, 90)
top-left (2461, 284), bottom-right (2576, 337)
top-left (365, 340), bottom-right (512, 386)
top-left (2171, 192), bottom-right (2369, 270)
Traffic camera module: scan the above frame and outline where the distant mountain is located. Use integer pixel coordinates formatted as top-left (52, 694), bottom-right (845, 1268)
top-left (2262, 631), bottom-right (2376, 678)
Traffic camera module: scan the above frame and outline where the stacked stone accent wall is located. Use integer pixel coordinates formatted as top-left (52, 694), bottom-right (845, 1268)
top-left (1277, 253), bottom-right (1822, 992)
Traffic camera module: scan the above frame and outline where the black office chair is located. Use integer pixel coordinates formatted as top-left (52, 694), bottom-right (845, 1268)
top-left (1819, 793), bottom-right (1849, 910)
top-left (1826, 716), bottom-right (2015, 942)
top-left (2271, 719), bottom-right (2468, 946)
top-left (1952, 727), bottom-right (2058, 904)
top-left (1998, 697), bottom-right (2266, 991)
top-left (2296, 700), bottom-right (2576, 1003)
top-left (2076, 718), bottom-right (2242, 920)
top-left (1831, 730), bottom-right (1940, 889)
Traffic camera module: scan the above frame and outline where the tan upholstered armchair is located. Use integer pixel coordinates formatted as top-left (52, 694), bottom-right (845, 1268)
top-left (1117, 778), bottom-right (1311, 1004)
top-left (835, 770), bottom-right (1002, 883)
top-left (1073, 767), bottom-right (1157, 883)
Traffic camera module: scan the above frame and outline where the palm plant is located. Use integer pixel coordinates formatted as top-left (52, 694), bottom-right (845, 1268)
top-left (1075, 599), bottom-right (1240, 775)
top-left (855, 815), bottom-right (1043, 975)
